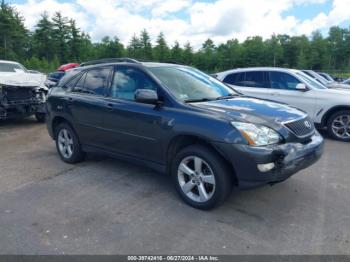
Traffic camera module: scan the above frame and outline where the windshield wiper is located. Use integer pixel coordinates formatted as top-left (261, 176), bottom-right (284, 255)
top-left (215, 93), bottom-right (238, 100)
top-left (185, 97), bottom-right (216, 103)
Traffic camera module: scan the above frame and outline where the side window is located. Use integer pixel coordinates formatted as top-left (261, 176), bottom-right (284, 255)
top-left (270, 72), bottom-right (301, 90)
top-left (111, 67), bottom-right (158, 101)
top-left (223, 72), bottom-right (245, 86)
top-left (81, 68), bottom-right (111, 96)
top-left (243, 71), bottom-right (270, 88)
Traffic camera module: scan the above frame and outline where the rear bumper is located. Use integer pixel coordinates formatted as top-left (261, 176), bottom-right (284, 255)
top-left (213, 131), bottom-right (324, 189)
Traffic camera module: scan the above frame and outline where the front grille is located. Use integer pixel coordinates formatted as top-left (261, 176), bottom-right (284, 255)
top-left (3, 86), bottom-right (36, 103)
top-left (284, 117), bottom-right (315, 138)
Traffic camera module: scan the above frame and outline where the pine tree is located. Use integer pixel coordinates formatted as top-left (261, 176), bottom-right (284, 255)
top-left (154, 32), bottom-right (170, 62)
top-left (32, 13), bottom-right (54, 61)
top-left (51, 12), bottom-right (70, 63)
top-left (127, 34), bottom-right (142, 59)
top-left (171, 41), bottom-right (183, 63)
top-left (139, 29), bottom-right (152, 60)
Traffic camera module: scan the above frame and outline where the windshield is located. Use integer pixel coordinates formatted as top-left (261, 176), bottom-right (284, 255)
top-left (149, 66), bottom-right (236, 102)
top-left (343, 79), bottom-right (350, 85)
top-left (0, 62), bottom-right (26, 73)
top-left (296, 71), bottom-right (327, 89)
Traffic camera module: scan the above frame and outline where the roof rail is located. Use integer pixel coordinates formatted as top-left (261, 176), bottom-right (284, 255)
top-left (80, 58), bottom-right (140, 67)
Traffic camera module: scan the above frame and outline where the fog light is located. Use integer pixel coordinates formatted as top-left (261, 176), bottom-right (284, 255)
top-left (257, 163), bottom-right (275, 173)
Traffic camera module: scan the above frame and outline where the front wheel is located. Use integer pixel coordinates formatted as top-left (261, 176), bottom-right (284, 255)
top-left (171, 145), bottom-right (233, 210)
top-left (327, 110), bottom-right (350, 142)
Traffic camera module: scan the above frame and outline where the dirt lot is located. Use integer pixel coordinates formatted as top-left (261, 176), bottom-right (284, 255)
top-left (0, 117), bottom-right (349, 255)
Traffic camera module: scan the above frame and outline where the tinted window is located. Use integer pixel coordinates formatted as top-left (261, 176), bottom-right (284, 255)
top-left (270, 72), bottom-right (301, 90)
top-left (79, 68), bottom-right (111, 96)
top-left (111, 67), bottom-right (158, 101)
top-left (243, 71), bottom-right (270, 88)
top-left (223, 72), bottom-right (245, 86)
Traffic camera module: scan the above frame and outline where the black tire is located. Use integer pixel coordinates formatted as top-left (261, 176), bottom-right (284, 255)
top-left (35, 113), bottom-right (46, 123)
top-left (171, 144), bottom-right (233, 210)
top-left (326, 110), bottom-right (350, 142)
top-left (55, 122), bottom-right (85, 164)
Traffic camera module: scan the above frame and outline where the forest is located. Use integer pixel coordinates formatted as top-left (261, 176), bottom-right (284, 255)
top-left (1, 1), bottom-right (350, 75)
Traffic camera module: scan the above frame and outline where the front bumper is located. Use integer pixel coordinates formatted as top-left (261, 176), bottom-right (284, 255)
top-left (213, 131), bottom-right (324, 189)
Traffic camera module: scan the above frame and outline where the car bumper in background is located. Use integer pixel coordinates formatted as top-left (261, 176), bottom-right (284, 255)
top-left (213, 131), bottom-right (324, 189)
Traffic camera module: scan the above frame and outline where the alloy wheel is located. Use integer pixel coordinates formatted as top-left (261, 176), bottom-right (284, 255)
top-left (331, 115), bottom-right (350, 139)
top-left (57, 128), bottom-right (74, 159)
top-left (177, 156), bottom-right (216, 203)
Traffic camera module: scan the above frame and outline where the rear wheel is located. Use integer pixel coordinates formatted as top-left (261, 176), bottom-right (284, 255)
top-left (171, 145), bottom-right (233, 210)
top-left (55, 123), bottom-right (85, 163)
top-left (327, 110), bottom-right (350, 142)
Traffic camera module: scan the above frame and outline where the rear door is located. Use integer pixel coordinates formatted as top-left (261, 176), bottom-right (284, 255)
top-left (223, 71), bottom-right (274, 100)
top-left (64, 67), bottom-right (113, 146)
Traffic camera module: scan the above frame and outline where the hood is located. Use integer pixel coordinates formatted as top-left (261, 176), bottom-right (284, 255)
top-left (191, 96), bottom-right (307, 128)
top-left (0, 71), bottom-right (46, 87)
top-left (328, 83), bottom-right (350, 89)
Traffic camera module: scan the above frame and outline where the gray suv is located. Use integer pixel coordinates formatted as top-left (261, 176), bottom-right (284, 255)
top-left (46, 59), bottom-right (323, 209)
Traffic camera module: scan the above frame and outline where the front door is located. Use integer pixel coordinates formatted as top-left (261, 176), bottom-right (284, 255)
top-left (101, 66), bottom-right (165, 163)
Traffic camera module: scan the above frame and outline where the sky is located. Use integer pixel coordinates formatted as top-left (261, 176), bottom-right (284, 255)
top-left (9, 0), bottom-right (350, 48)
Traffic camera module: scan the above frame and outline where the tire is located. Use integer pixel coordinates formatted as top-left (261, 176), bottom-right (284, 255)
top-left (35, 113), bottom-right (46, 123)
top-left (171, 144), bottom-right (233, 210)
top-left (327, 110), bottom-right (350, 142)
top-left (55, 122), bottom-right (85, 164)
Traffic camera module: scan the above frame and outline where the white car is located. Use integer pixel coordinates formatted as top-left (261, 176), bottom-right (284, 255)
top-left (216, 67), bottom-right (350, 141)
top-left (0, 60), bottom-right (48, 122)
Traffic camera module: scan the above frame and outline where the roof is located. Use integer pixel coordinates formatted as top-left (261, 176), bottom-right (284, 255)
top-left (218, 67), bottom-right (295, 75)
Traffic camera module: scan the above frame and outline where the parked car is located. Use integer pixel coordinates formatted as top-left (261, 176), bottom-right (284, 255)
top-left (0, 60), bottom-right (47, 122)
top-left (216, 67), bottom-right (350, 142)
top-left (45, 71), bottom-right (65, 88)
top-left (57, 63), bottom-right (80, 72)
top-left (46, 63), bottom-right (80, 88)
top-left (46, 59), bottom-right (323, 209)
top-left (302, 70), bottom-right (332, 85)
top-left (318, 72), bottom-right (335, 82)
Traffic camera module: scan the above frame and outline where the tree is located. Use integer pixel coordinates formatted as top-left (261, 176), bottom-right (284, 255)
top-left (170, 41), bottom-right (183, 64)
top-left (32, 13), bottom-right (54, 60)
top-left (95, 36), bottom-right (125, 59)
top-left (0, 1), bottom-right (28, 60)
top-left (127, 34), bottom-right (142, 59)
top-left (154, 32), bottom-right (170, 62)
top-left (139, 29), bottom-right (152, 60)
top-left (51, 12), bottom-right (70, 63)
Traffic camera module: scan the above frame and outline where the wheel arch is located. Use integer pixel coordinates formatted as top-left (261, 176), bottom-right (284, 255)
top-left (51, 116), bottom-right (75, 139)
top-left (165, 134), bottom-right (238, 184)
top-left (321, 105), bottom-right (350, 127)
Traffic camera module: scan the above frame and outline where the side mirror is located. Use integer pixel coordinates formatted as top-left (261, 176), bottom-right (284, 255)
top-left (296, 83), bottom-right (308, 91)
top-left (135, 89), bottom-right (159, 104)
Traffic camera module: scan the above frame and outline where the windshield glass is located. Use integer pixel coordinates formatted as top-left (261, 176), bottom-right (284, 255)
top-left (149, 66), bottom-right (236, 102)
top-left (0, 62), bottom-right (26, 73)
top-left (296, 71), bottom-right (327, 89)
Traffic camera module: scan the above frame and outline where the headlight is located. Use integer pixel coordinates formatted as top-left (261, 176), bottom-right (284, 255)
top-left (231, 121), bottom-right (282, 146)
